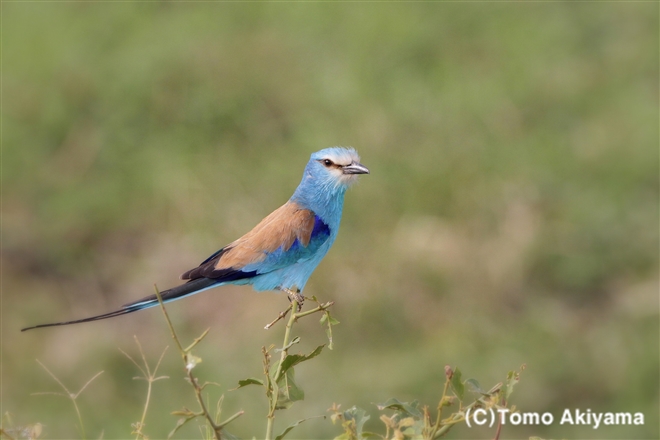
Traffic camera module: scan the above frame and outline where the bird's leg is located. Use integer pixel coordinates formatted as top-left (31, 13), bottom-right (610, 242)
top-left (265, 287), bottom-right (304, 329)
top-left (281, 287), bottom-right (304, 312)
top-left (291, 288), bottom-right (305, 312)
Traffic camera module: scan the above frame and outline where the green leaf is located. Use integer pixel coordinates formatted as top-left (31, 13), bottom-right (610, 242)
top-left (232, 378), bottom-right (264, 390)
top-left (375, 398), bottom-right (423, 418)
top-left (185, 354), bottom-right (202, 372)
top-left (505, 369), bottom-right (521, 401)
top-left (465, 378), bottom-right (485, 394)
top-left (274, 415), bottom-right (325, 440)
top-left (401, 418), bottom-right (425, 436)
top-left (276, 367), bottom-right (304, 409)
top-left (343, 406), bottom-right (370, 436)
top-left (449, 368), bottom-right (465, 401)
top-left (319, 313), bottom-right (340, 326)
top-left (170, 408), bottom-right (196, 417)
top-left (168, 415), bottom-right (196, 439)
top-left (277, 336), bottom-right (301, 353)
top-left (274, 345), bottom-right (324, 382)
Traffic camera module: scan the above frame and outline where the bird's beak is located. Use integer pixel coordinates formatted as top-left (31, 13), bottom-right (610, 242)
top-left (342, 161), bottom-right (370, 175)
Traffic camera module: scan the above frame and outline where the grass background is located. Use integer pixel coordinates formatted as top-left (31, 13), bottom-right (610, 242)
top-left (2, 2), bottom-right (658, 439)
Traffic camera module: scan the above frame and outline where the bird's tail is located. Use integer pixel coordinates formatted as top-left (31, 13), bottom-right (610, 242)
top-left (21, 278), bottom-right (218, 331)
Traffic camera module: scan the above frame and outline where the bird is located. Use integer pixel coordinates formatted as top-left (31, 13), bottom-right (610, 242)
top-left (21, 147), bottom-right (369, 331)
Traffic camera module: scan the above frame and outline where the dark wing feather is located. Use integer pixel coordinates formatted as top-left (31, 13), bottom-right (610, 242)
top-left (179, 201), bottom-right (319, 281)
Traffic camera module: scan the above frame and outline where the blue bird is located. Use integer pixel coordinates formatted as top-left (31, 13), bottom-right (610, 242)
top-left (22, 147), bottom-right (369, 331)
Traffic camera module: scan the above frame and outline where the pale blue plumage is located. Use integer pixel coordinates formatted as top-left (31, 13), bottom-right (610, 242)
top-left (22, 147), bottom-right (369, 331)
top-left (249, 148), bottom-right (362, 292)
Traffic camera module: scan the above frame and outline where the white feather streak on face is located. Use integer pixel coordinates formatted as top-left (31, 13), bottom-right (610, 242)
top-left (319, 149), bottom-right (362, 187)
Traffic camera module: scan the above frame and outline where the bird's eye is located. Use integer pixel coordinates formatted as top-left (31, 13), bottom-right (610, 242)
top-left (322, 159), bottom-right (334, 167)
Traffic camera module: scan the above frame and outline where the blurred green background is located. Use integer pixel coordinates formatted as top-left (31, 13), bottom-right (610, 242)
top-left (3, 2), bottom-right (658, 439)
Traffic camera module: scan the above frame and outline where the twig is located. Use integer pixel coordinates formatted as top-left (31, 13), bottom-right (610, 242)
top-left (153, 285), bottom-right (185, 355)
top-left (0, 428), bottom-right (16, 440)
top-left (153, 287), bottom-right (241, 440)
top-left (492, 414), bottom-right (503, 440)
top-left (265, 301), bottom-right (297, 440)
top-left (33, 360), bottom-right (103, 440)
top-left (294, 300), bottom-right (334, 319)
top-left (218, 410), bottom-right (245, 429)
top-left (264, 306), bottom-right (292, 330)
top-left (425, 368), bottom-right (452, 439)
top-left (264, 299), bottom-right (335, 440)
top-left (119, 336), bottom-right (169, 439)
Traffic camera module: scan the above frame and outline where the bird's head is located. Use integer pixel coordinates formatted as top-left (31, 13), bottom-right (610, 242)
top-left (307, 147), bottom-right (370, 189)
top-left (291, 147), bottom-right (369, 215)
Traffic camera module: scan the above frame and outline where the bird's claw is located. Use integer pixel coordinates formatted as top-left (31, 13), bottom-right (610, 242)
top-left (265, 287), bottom-right (304, 329)
top-left (279, 287), bottom-right (304, 312)
top-left (288, 289), bottom-right (304, 312)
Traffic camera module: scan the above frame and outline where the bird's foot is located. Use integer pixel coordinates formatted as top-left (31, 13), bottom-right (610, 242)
top-left (265, 287), bottom-right (304, 329)
top-left (282, 287), bottom-right (304, 312)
